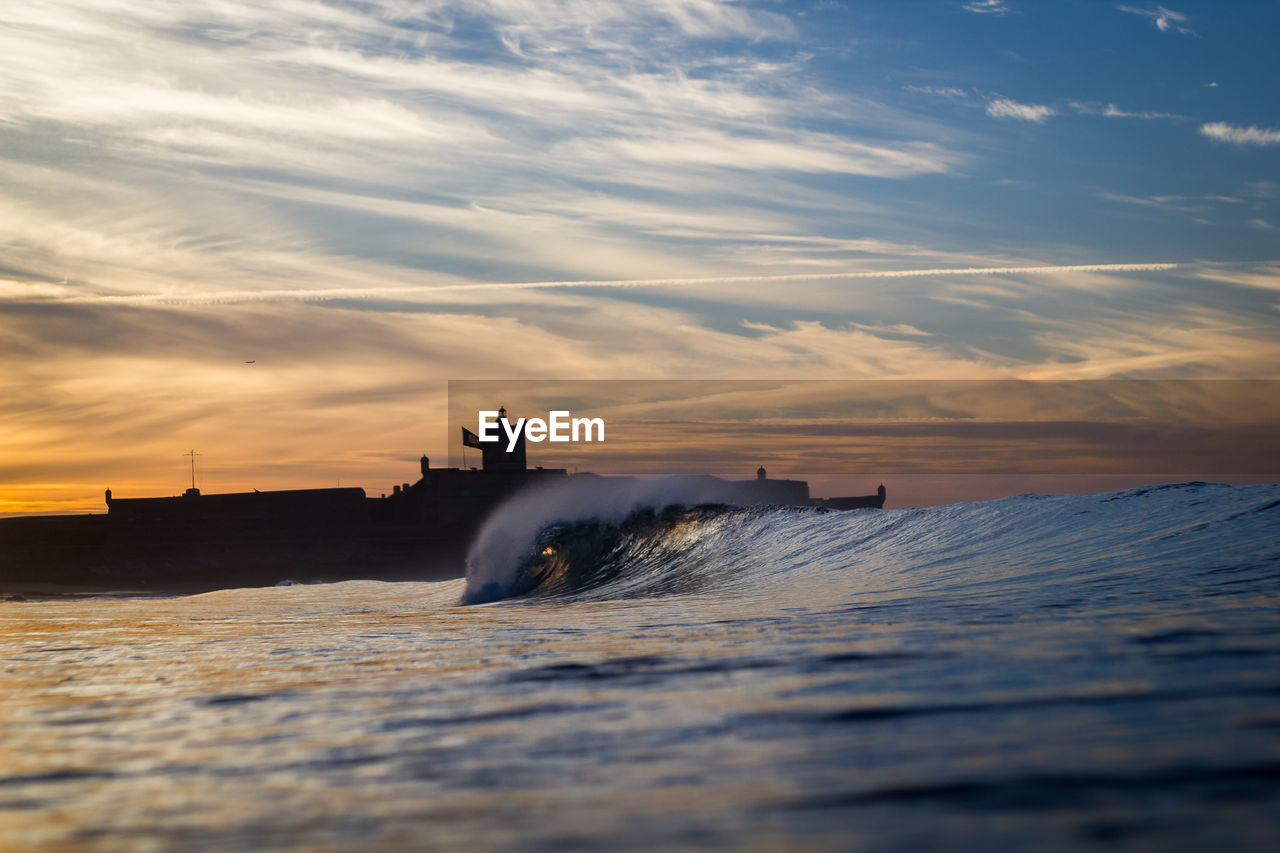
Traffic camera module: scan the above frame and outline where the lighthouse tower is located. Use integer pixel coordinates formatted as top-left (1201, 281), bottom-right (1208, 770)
top-left (480, 406), bottom-right (527, 472)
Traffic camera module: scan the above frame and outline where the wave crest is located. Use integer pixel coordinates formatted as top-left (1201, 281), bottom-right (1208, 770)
top-left (461, 480), bottom-right (1280, 608)
top-left (461, 476), bottom-right (757, 604)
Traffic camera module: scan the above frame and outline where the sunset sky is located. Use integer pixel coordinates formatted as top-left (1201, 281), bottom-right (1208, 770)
top-left (2, 1), bottom-right (1278, 513)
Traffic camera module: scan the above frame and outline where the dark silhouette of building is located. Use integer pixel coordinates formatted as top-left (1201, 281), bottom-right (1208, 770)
top-left (0, 407), bottom-right (885, 593)
top-left (818, 483), bottom-right (887, 511)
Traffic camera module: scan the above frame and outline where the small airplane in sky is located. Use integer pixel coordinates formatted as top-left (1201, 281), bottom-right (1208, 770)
top-left (244, 360), bottom-right (255, 364)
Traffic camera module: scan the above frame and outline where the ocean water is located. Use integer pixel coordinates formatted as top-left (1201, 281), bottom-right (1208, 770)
top-left (2, 481), bottom-right (1279, 850)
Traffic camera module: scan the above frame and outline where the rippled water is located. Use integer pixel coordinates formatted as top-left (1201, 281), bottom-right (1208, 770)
top-left (3, 482), bottom-right (1280, 850)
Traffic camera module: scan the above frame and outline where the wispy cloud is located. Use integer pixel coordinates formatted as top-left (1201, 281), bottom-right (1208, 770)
top-left (41, 263), bottom-right (1179, 307)
top-left (986, 98), bottom-right (1054, 122)
top-left (1098, 192), bottom-right (1195, 212)
top-left (1200, 123), bottom-right (1280, 147)
top-left (0, 0), bottom-right (973, 298)
top-left (566, 130), bottom-right (958, 177)
top-left (1118, 5), bottom-right (1196, 36)
top-left (905, 85), bottom-right (969, 99)
top-left (5, 261), bottom-right (1277, 511)
top-left (963, 1), bottom-right (1010, 14)
top-left (1071, 102), bottom-right (1183, 120)
top-left (1097, 189), bottom-right (1253, 213)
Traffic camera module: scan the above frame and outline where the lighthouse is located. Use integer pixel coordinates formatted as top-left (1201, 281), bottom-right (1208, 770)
top-left (460, 406), bottom-right (528, 472)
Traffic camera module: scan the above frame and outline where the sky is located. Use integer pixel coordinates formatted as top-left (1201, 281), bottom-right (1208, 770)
top-left (2, 1), bottom-right (1278, 513)
top-left (444, 379), bottom-right (1280, 507)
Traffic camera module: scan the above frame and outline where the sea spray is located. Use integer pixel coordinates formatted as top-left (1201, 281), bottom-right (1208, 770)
top-left (461, 475), bottom-right (752, 604)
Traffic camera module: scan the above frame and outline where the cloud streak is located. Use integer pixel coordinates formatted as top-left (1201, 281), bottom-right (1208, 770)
top-left (986, 98), bottom-right (1054, 122)
top-left (1071, 102), bottom-right (1183, 121)
top-left (963, 1), bottom-right (1010, 14)
top-left (1118, 5), bottom-right (1196, 36)
top-left (45, 263), bottom-right (1181, 307)
top-left (1200, 123), bottom-right (1280, 147)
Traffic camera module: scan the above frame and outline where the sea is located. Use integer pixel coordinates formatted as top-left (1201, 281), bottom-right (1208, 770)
top-left (2, 480), bottom-right (1279, 851)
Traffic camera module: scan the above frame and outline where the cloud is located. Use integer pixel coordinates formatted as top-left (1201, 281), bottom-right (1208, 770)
top-left (45, 263), bottom-right (1179, 308)
top-left (1199, 123), bottom-right (1280, 147)
top-left (963, 1), bottom-right (1010, 14)
top-left (1098, 192), bottom-right (1194, 212)
top-left (1249, 219), bottom-right (1277, 231)
top-left (904, 85), bottom-right (969, 99)
top-left (6, 261), bottom-right (1278, 512)
top-left (986, 98), bottom-right (1054, 122)
top-left (1096, 191), bottom-right (1255, 215)
top-left (1070, 102), bottom-right (1183, 120)
top-left (0, 0), bottom-right (974, 301)
top-left (571, 130), bottom-right (959, 177)
top-left (1118, 5), bottom-right (1196, 35)
top-left (1194, 262), bottom-right (1280, 292)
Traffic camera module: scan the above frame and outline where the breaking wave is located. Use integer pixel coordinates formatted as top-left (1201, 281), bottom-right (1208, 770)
top-left (462, 480), bottom-right (1280, 607)
top-left (461, 475), bottom-right (748, 604)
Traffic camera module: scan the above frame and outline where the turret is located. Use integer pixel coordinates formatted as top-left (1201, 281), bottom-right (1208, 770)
top-left (482, 405), bottom-right (526, 472)
top-left (757, 466), bottom-right (767, 481)
top-left (420, 455), bottom-right (430, 476)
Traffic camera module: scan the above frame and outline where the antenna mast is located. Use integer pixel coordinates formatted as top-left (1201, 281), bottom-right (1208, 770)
top-left (184, 449), bottom-right (202, 492)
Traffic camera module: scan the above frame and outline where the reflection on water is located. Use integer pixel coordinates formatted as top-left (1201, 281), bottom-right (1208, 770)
top-left (2, 485), bottom-right (1280, 849)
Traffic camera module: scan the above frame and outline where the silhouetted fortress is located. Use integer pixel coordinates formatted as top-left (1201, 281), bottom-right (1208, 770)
top-left (1, 408), bottom-right (884, 593)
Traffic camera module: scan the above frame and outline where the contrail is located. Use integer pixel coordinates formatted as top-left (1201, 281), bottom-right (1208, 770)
top-left (71, 262), bottom-right (1180, 306)
top-left (503, 262), bottom-right (1181, 289)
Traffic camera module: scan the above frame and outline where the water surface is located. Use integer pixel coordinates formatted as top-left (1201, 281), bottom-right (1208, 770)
top-left (3, 483), bottom-right (1279, 849)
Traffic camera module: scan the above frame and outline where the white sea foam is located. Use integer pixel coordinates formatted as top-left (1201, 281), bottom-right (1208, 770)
top-left (461, 475), bottom-right (743, 604)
